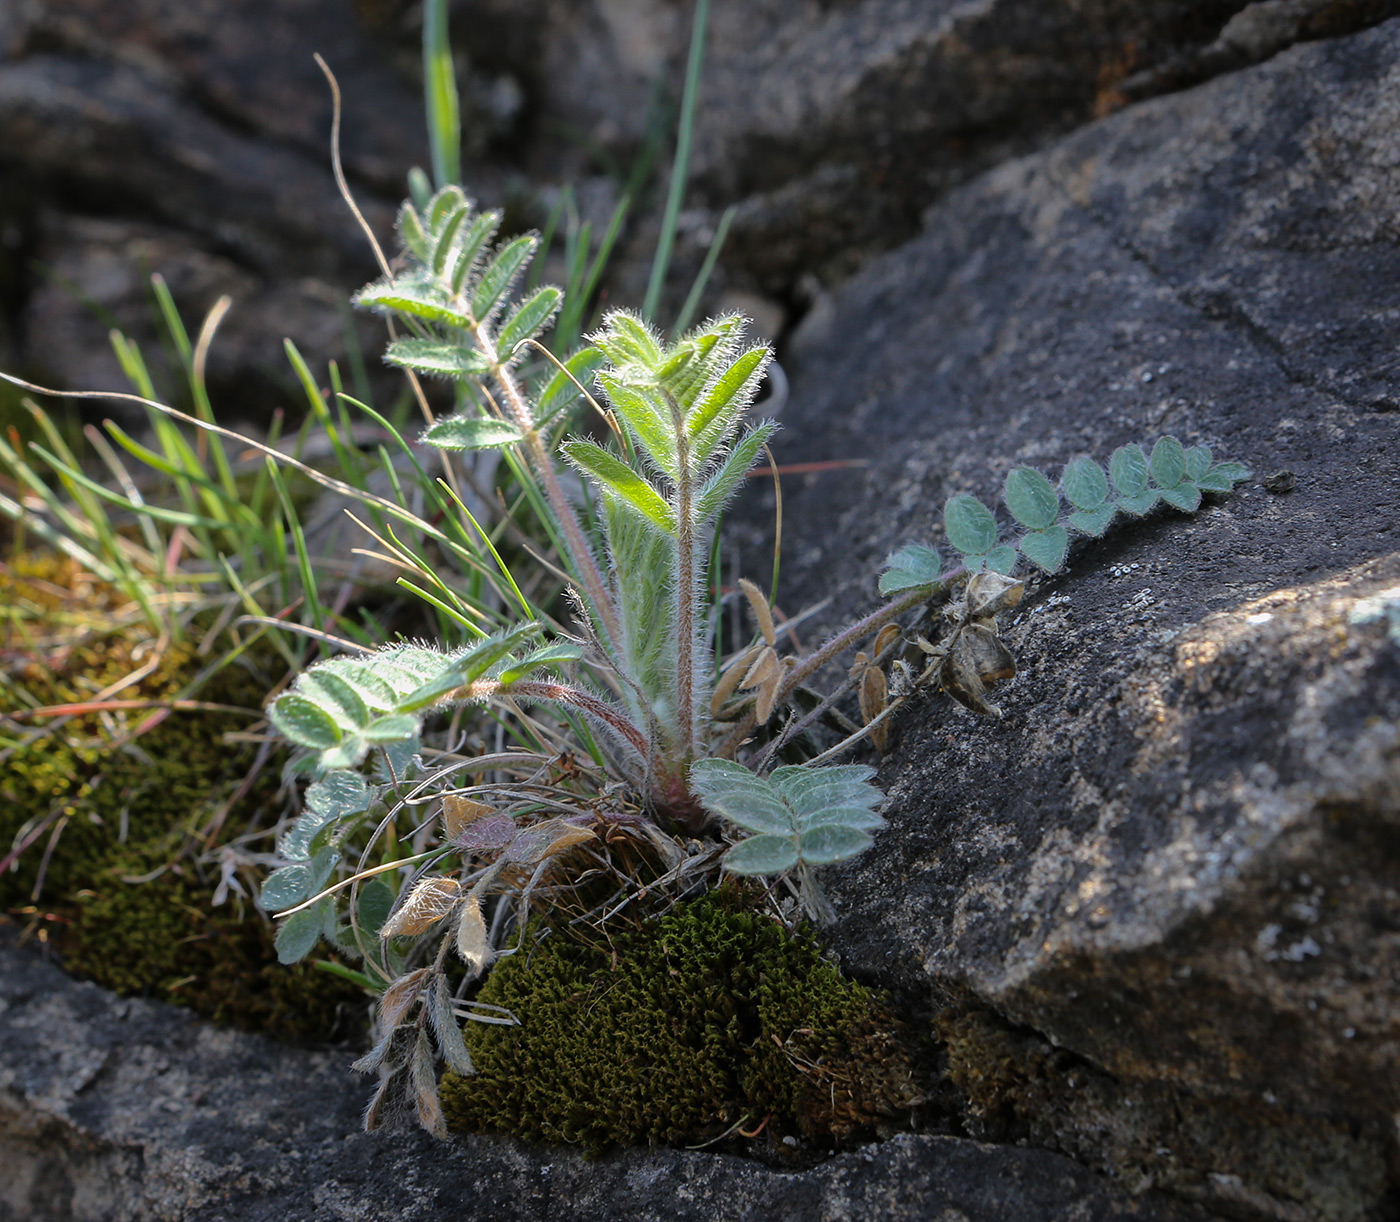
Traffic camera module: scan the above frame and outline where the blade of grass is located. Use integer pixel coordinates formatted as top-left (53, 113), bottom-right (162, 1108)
top-left (641, 0), bottom-right (711, 321)
top-left (265, 457), bottom-right (324, 633)
top-left (423, 0), bottom-right (461, 189)
top-left (673, 204), bottom-right (735, 335)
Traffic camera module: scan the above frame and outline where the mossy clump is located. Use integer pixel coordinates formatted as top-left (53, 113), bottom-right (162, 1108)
top-left (440, 885), bottom-right (922, 1152)
top-left (1, 552), bottom-right (363, 1040)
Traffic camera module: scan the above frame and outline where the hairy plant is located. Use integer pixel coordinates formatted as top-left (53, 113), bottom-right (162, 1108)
top-left (251, 151), bottom-right (1252, 1134)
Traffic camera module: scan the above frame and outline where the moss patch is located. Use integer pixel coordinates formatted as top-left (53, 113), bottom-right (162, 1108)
top-left (1, 552), bottom-right (363, 1041)
top-left (441, 886), bottom-right (922, 1152)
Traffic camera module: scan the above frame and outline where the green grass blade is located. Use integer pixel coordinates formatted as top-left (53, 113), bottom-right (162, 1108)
top-left (642, 0), bottom-right (711, 320)
top-left (673, 204), bottom-right (735, 334)
top-left (423, 0), bottom-right (461, 188)
top-left (265, 456), bottom-right (324, 633)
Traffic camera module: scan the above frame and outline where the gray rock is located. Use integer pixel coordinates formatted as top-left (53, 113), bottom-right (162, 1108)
top-left (464, 0), bottom-right (1400, 301)
top-left (6, 1), bottom-right (1400, 399)
top-left (745, 17), bottom-right (1400, 1221)
top-left (0, 0), bottom-right (434, 406)
top-left (0, 935), bottom-right (1216, 1222)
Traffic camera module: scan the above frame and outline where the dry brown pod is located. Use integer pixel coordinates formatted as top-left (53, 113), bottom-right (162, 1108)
top-left (442, 794), bottom-right (493, 840)
top-left (380, 876), bottom-right (462, 938)
top-left (943, 623), bottom-right (1017, 717)
top-left (455, 895), bottom-right (493, 973)
top-left (965, 571), bottom-right (1025, 619)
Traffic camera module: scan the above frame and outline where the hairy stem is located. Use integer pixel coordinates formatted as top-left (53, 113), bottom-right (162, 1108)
top-left (458, 677), bottom-right (648, 761)
top-left (473, 325), bottom-right (624, 653)
top-left (669, 391), bottom-right (698, 761)
top-left (713, 579), bottom-right (957, 762)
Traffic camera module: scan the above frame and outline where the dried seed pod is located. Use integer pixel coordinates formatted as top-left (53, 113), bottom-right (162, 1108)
top-left (858, 660), bottom-right (888, 729)
top-left (754, 657), bottom-right (794, 726)
top-left (873, 622), bottom-right (903, 656)
top-left (441, 794), bottom-right (493, 840)
top-left (742, 644), bottom-right (779, 690)
top-left (381, 877), bottom-right (461, 938)
top-left (362, 1064), bottom-right (402, 1132)
top-left (965, 571), bottom-right (1025, 619)
top-left (942, 624), bottom-right (1016, 717)
top-left (412, 1028), bottom-right (447, 1138)
top-left (861, 664), bottom-right (891, 752)
top-left (964, 622), bottom-right (1016, 682)
top-left (711, 644), bottom-right (760, 715)
top-left (454, 895), bottom-right (493, 974)
top-left (377, 966), bottom-right (434, 1029)
top-left (502, 817), bottom-right (596, 866)
top-left (738, 576), bottom-right (777, 646)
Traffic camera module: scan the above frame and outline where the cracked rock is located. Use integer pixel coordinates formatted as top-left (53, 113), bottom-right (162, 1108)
top-left (0, 933), bottom-right (1215, 1222)
top-left (744, 17), bottom-right (1400, 1222)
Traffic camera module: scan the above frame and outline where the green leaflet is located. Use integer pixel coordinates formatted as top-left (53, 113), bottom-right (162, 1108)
top-left (498, 287), bottom-right (564, 357)
top-left (879, 543), bottom-right (942, 595)
top-left (693, 421), bottom-right (776, 522)
top-left (472, 235), bottom-right (539, 322)
top-left (422, 416), bottom-right (525, 451)
top-left (1004, 467), bottom-right (1059, 531)
top-left (384, 340), bottom-right (492, 378)
top-left (562, 439), bottom-right (675, 533)
top-left (945, 493), bottom-right (999, 557)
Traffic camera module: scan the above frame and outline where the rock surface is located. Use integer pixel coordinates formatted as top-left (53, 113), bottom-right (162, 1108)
top-left (6, 0), bottom-right (1400, 402)
top-left (0, 933), bottom-right (1215, 1222)
top-left (0, 0), bottom-right (428, 406)
top-left (461, 0), bottom-right (1400, 301)
top-left (4, 4), bottom-right (1400, 1221)
top-left (744, 16), bottom-right (1400, 1222)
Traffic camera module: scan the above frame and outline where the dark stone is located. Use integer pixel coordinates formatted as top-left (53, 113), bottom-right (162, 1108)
top-left (0, 0), bottom-right (437, 409)
top-left (736, 16), bottom-right (1400, 1221)
top-left (0, 933), bottom-right (1217, 1222)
